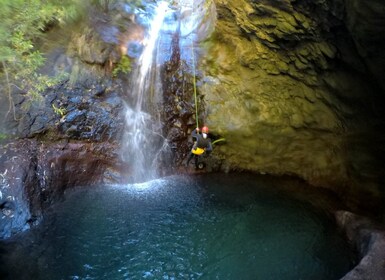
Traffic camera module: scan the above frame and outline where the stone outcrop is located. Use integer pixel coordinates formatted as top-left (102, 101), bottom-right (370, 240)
top-left (0, 139), bottom-right (123, 239)
top-left (336, 211), bottom-right (385, 280)
top-left (11, 81), bottom-right (124, 140)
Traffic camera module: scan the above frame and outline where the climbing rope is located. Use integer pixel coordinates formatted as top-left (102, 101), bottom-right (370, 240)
top-left (188, 3), bottom-right (226, 148)
top-left (212, 138), bottom-right (226, 145)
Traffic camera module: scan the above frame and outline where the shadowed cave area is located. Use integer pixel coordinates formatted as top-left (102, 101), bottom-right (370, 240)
top-left (1, 0), bottom-right (385, 279)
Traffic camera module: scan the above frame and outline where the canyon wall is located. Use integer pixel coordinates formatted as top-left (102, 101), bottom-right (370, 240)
top-left (197, 0), bottom-right (385, 206)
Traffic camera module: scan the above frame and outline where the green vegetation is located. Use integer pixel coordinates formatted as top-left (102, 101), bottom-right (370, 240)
top-left (0, 0), bottom-right (143, 118)
top-left (0, 133), bottom-right (9, 141)
top-left (52, 104), bottom-right (67, 117)
top-left (113, 55), bottom-right (132, 77)
top-left (0, 0), bottom-right (80, 117)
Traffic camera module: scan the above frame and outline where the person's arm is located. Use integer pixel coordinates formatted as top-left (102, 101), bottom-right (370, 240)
top-left (206, 139), bottom-right (213, 153)
top-left (191, 127), bottom-right (199, 141)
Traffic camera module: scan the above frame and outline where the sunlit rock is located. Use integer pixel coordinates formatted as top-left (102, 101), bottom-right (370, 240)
top-left (197, 0), bottom-right (385, 200)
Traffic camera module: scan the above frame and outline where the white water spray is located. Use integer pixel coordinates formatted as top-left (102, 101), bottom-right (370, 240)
top-left (123, 2), bottom-right (170, 183)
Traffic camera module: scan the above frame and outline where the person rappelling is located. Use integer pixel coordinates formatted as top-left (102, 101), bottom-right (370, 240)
top-left (186, 126), bottom-right (213, 169)
top-left (184, 13), bottom-right (221, 170)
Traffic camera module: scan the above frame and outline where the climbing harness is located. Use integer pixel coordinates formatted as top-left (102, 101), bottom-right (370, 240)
top-left (192, 147), bottom-right (205, 155)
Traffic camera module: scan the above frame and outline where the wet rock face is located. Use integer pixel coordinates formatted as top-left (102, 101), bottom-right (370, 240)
top-left (0, 139), bottom-right (124, 239)
top-left (0, 86), bottom-right (127, 239)
top-left (9, 80), bottom-right (125, 142)
top-left (0, 68), bottom-right (127, 240)
top-left (199, 0), bottom-right (385, 195)
top-left (0, 142), bottom-right (37, 239)
top-left (160, 33), bottom-right (197, 167)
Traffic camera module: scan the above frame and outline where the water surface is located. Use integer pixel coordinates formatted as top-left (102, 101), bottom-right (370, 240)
top-left (0, 174), bottom-right (355, 279)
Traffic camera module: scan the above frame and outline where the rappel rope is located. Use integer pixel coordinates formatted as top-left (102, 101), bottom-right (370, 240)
top-left (189, 2), bottom-right (225, 147)
top-left (212, 138), bottom-right (226, 145)
top-left (190, 36), bottom-right (225, 146)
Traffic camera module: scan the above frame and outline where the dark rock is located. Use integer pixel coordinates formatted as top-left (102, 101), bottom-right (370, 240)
top-left (10, 81), bottom-right (125, 142)
top-left (0, 141), bottom-right (39, 239)
top-left (30, 115), bottom-right (50, 135)
top-left (0, 139), bottom-right (124, 240)
top-left (344, 0), bottom-right (385, 90)
top-left (64, 109), bottom-right (86, 123)
top-left (336, 211), bottom-right (385, 280)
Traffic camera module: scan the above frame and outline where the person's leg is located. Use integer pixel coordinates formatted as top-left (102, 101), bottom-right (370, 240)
top-left (186, 152), bottom-right (194, 166)
top-left (194, 155), bottom-right (199, 169)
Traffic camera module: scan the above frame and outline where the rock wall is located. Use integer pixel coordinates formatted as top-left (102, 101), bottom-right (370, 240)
top-left (344, 0), bottom-right (385, 90)
top-left (0, 139), bottom-right (124, 239)
top-left (197, 0), bottom-right (385, 205)
top-left (0, 21), bottom-right (127, 239)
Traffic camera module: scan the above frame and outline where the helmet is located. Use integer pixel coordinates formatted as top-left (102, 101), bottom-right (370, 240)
top-left (201, 126), bottom-right (209, 134)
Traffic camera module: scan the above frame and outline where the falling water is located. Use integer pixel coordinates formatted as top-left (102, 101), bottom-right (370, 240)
top-left (123, 2), bottom-right (170, 183)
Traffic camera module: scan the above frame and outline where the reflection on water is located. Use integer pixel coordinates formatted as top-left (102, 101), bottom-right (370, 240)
top-left (0, 174), bottom-right (355, 280)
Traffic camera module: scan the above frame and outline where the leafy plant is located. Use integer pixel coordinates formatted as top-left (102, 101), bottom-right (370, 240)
top-left (112, 55), bottom-right (132, 77)
top-left (52, 104), bottom-right (67, 117)
top-left (0, 0), bottom-right (80, 118)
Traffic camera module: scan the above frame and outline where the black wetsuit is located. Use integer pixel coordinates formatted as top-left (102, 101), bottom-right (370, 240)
top-left (186, 130), bottom-right (212, 168)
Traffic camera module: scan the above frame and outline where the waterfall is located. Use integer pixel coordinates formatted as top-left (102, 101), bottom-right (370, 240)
top-left (121, 0), bottom-right (207, 183)
top-left (122, 1), bottom-right (170, 183)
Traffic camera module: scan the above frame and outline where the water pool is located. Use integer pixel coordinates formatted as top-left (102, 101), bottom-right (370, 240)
top-left (0, 174), bottom-right (355, 279)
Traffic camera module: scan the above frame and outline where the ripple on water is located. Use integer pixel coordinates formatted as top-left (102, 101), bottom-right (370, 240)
top-left (0, 174), bottom-right (355, 280)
